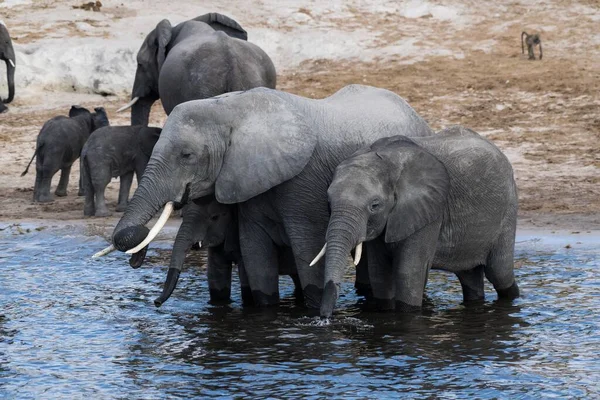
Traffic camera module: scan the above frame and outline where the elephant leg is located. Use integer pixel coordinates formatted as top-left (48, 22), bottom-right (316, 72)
top-left (238, 219), bottom-right (280, 307)
top-left (366, 239), bottom-right (394, 311)
top-left (35, 164), bottom-right (55, 203)
top-left (93, 174), bottom-right (111, 217)
top-left (207, 247), bottom-right (233, 304)
top-left (355, 247), bottom-right (373, 299)
top-left (116, 171), bottom-right (134, 212)
top-left (455, 265), bottom-right (485, 303)
top-left (55, 165), bottom-right (71, 197)
top-left (393, 220), bottom-right (441, 312)
top-left (485, 224), bottom-right (520, 301)
top-left (237, 261), bottom-right (254, 307)
top-left (78, 158), bottom-right (85, 196)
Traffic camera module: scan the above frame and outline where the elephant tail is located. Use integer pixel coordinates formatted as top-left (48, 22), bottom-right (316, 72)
top-left (21, 146), bottom-right (40, 177)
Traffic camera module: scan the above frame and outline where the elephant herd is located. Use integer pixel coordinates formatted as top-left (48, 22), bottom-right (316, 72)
top-left (14, 12), bottom-right (519, 318)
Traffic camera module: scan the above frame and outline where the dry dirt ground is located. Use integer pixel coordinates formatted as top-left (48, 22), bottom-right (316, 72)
top-left (0, 0), bottom-right (599, 231)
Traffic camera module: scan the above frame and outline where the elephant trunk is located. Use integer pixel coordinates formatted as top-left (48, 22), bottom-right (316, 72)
top-left (131, 97), bottom-right (156, 126)
top-left (155, 211), bottom-right (209, 307)
top-left (112, 162), bottom-right (171, 251)
top-left (321, 206), bottom-right (367, 318)
top-left (3, 58), bottom-right (15, 104)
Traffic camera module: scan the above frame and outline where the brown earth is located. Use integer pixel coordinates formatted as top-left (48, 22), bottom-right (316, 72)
top-left (0, 0), bottom-right (598, 231)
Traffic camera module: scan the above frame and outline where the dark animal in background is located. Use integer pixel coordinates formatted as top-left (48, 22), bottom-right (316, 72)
top-left (521, 31), bottom-right (542, 60)
top-left (21, 106), bottom-right (109, 203)
top-left (80, 125), bottom-right (162, 217)
top-left (118, 12), bottom-right (276, 126)
top-left (0, 22), bottom-right (16, 108)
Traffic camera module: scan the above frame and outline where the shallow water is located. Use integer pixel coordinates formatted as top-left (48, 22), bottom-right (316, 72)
top-left (1, 224), bottom-right (599, 398)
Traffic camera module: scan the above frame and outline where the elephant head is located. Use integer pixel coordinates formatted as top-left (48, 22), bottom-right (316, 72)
top-left (120, 13), bottom-right (248, 126)
top-left (69, 105), bottom-right (110, 130)
top-left (316, 136), bottom-right (450, 318)
top-left (111, 89), bottom-right (317, 256)
top-left (0, 22), bottom-right (16, 104)
top-left (154, 196), bottom-right (235, 307)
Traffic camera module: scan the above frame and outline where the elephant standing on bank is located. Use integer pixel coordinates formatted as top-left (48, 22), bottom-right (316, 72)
top-left (81, 125), bottom-right (162, 217)
top-left (105, 85), bottom-right (433, 308)
top-left (118, 12), bottom-right (276, 126)
top-left (315, 127), bottom-right (520, 318)
top-left (21, 106), bottom-right (109, 202)
top-left (0, 21), bottom-right (16, 112)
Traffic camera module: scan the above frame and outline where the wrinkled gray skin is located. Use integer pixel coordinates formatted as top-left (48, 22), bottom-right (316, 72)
top-left (152, 197), bottom-right (302, 308)
top-left (21, 106), bottom-right (109, 203)
top-left (0, 23), bottom-right (16, 108)
top-left (129, 12), bottom-right (275, 126)
top-left (320, 126), bottom-right (520, 318)
top-left (81, 125), bottom-right (162, 217)
top-left (112, 85), bottom-right (433, 308)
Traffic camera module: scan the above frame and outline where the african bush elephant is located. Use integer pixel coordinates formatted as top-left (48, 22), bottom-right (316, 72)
top-left (315, 126), bottom-right (520, 318)
top-left (107, 85), bottom-right (433, 309)
top-left (119, 12), bottom-right (276, 126)
top-left (22, 106), bottom-right (109, 203)
top-left (152, 197), bottom-right (302, 308)
top-left (81, 125), bottom-right (162, 217)
top-left (0, 22), bottom-right (16, 107)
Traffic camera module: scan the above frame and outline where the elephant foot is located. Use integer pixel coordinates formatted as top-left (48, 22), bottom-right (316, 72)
top-left (115, 203), bottom-right (128, 212)
top-left (36, 194), bottom-right (54, 203)
top-left (95, 208), bottom-right (111, 218)
top-left (251, 290), bottom-right (279, 307)
top-left (241, 286), bottom-right (254, 307)
top-left (83, 208), bottom-right (95, 217)
top-left (77, 190), bottom-right (85, 196)
top-left (395, 300), bottom-right (422, 313)
top-left (55, 190), bottom-right (68, 197)
top-left (496, 281), bottom-right (520, 301)
top-left (209, 287), bottom-right (232, 305)
top-left (302, 284), bottom-right (323, 309)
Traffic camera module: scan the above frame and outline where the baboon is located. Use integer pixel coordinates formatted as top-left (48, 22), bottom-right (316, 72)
top-left (521, 31), bottom-right (542, 60)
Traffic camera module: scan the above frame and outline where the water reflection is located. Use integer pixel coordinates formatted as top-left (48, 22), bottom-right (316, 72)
top-left (0, 225), bottom-right (598, 398)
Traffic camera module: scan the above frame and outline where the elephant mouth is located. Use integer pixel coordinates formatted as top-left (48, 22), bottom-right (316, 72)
top-left (173, 183), bottom-right (191, 210)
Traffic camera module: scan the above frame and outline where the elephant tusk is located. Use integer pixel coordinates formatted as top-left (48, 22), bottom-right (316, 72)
top-left (198, 241), bottom-right (202, 248)
top-left (353, 242), bottom-right (363, 266)
top-left (92, 244), bottom-right (116, 259)
top-left (309, 243), bottom-right (327, 266)
top-left (116, 96), bottom-right (139, 113)
top-left (126, 202), bottom-right (174, 254)
top-left (9, 59), bottom-right (15, 68)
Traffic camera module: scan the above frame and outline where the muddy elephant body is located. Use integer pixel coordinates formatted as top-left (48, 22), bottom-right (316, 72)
top-left (124, 12), bottom-right (276, 126)
top-left (110, 85), bottom-right (433, 309)
top-left (81, 125), bottom-right (162, 217)
top-left (23, 106), bottom-right (109, 203)
top-left (319, 126), bottom-right (520, 317)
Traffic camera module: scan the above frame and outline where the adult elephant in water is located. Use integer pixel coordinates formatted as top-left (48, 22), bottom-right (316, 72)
top-left (108, 85), bottom-right (433, 308)
top-left (118, 12), bottom-right (276, 126)
top-left (0, 21), bottom-right (16, 109)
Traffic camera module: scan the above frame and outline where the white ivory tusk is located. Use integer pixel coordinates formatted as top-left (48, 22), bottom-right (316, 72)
top-left (116, 96), bottom-right (139, 113)
top-left (92, 244), bottom-right (116, 259)
top-left (353, 242), bottom-right (363, 266)
top-left (126, 202), bottom-right (174, 254)
top-left (309, 243), bottom-right (327, 266)
top-left (9, 59), bottom-right (15, 68)
top-left (198, 241), bottom-right (202, 248)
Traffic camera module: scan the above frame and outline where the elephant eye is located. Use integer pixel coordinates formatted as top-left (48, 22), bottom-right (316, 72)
top-left (180, 150), bottom-right (197, 165)
top-left (369, 199), bottom-right (381, 213)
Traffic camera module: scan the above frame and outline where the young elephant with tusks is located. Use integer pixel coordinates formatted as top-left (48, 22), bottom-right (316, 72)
top-left (313, 126), bottom-right (520, 318)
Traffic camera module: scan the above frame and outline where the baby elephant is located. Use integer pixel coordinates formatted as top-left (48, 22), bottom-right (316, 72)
top-left (316, 126), bottom-right (520, 318)
top-left (149, 196), bottom-right (301, 307)
top-left (22, 106), bottom-right (109, 203)
top-left (81, 125), bottom-right (162, 217)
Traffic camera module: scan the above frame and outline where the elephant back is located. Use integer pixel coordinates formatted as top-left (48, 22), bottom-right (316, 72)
top-left (192, 13), bottom-right (248, 40)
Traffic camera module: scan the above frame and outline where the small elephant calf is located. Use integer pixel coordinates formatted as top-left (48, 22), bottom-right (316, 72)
top-left (126, 196), bottom-right (301, 307)
top-left (22, 105), bottom-right (109, 203)
top-left (81, 125), bottom-right (162, 217)
top-left (317, 126), bottom-right (520, 317)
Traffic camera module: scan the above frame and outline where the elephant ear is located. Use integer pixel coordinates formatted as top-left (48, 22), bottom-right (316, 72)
top-left (215, 93), bottom-right (317, 203)
top-left (153, 19), bottom-right (172, 71)
top-left (68, 105), bottom-right (90, 118)
top-left (384, 142), bottom-right (450, 243)
top-left (193, 13), bottom-right (248, 40)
